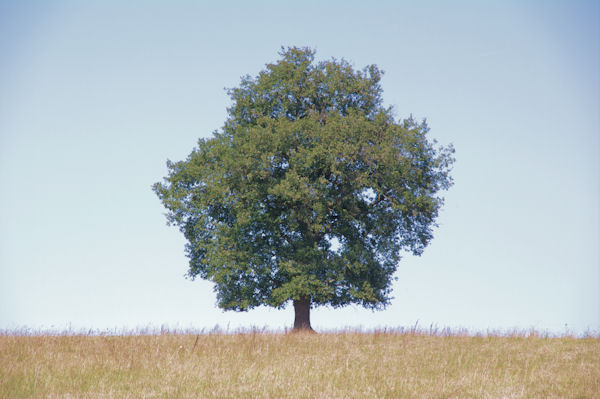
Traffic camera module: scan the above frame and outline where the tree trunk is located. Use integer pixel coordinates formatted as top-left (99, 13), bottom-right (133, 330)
top-left (293, 297), bottom-right (314, 332)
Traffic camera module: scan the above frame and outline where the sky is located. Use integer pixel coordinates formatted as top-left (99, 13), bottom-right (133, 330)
top-left (1, 0), bottom-right (598, 335)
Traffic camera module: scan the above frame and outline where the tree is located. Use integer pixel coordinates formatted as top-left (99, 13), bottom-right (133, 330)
top-left (153, 47), bottom-right (454, 331)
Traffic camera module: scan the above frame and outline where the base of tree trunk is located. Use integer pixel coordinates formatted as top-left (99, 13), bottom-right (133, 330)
top-left (292, 297), bottom-right (315, 332)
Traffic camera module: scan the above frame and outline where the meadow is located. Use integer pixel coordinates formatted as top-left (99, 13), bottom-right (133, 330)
top-left (1, 328), bottom-right (599, 398)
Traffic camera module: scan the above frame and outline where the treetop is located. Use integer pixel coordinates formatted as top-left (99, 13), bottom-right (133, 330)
top-left (227, 46), bottom-right (385, 125)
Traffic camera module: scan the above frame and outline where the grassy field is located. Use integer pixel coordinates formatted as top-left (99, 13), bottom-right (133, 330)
top-left (1, 329), bottom-right (599, 398)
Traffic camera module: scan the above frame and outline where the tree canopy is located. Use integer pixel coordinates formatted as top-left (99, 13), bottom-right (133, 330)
top-left (153, 47), bottom-right (454, 330)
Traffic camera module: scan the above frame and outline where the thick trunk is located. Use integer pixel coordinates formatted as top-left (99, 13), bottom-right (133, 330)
top-left (293, 297), bottom-right (314, 332)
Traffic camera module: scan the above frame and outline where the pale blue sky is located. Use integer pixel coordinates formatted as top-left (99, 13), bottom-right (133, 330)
top-left (1, 1), bottom-right (598, 334)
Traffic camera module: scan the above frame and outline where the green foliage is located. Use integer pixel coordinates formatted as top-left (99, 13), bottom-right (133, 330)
top-left (153, 47), bottom-right (454, 312)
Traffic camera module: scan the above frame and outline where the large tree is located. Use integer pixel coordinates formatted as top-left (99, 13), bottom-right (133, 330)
top-left (153, 47), bottom-right (454, 331)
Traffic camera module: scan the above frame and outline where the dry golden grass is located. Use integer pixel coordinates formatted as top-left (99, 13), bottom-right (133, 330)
top-left (1, 330), bottom-right (599, 398)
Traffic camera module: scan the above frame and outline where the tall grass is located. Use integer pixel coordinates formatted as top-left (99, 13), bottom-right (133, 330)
top-left (1, 328), bottom-right (598, 398)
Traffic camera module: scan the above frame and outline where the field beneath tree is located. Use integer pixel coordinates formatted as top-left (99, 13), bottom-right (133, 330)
top-left (1, 329), bottom-right (599, 398)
